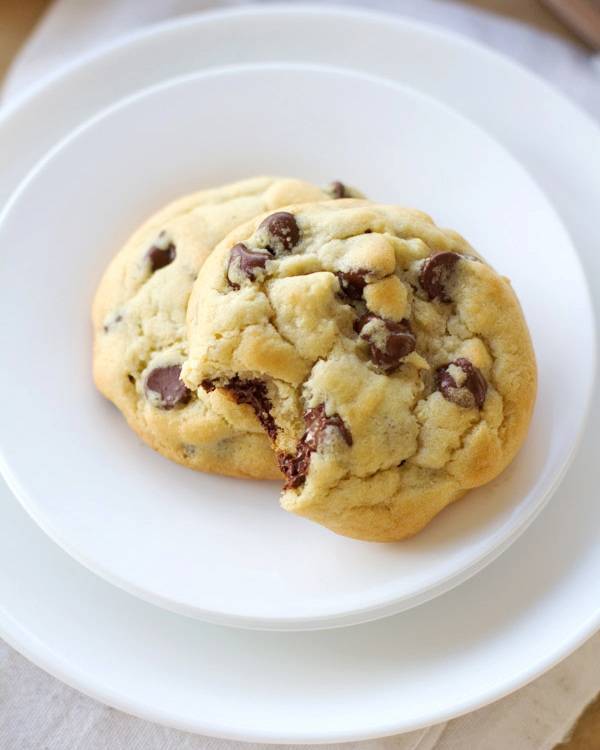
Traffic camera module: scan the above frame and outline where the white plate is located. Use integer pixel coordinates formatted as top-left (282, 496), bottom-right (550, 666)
top-left (0, 61), bottom-right (592, 630)
top-left (0, 5), bottom-right (598, 741)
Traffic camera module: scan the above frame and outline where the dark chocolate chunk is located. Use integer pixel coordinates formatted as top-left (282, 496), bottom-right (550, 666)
top-left (227, 243), bottom-right (270, 286)
top-left (258, 211), bottom-right (299, 254)
top-left (278, 443), bottom-right (313, 490)
top-left (355, 313), bottom-right (416, 372)
top-left (147, 242), bottom-right (176, 272)
top-left (329, 180), bottom-right (347, 199)
top-left (279, 404), bottom-right (352, 490)
top-left (224, 377), bottom-right (278, 440)
top-left (436, 357), bottom-right (487, 408)
top-left (336, 269), bottom-right (369, 300)
top-left (303, 403), bottom-right (353, 449)
top-left (419, 251), bottom-right (460, 302)
top-left (145, 365), bottom-right (191, 409)
top-left (200, 379), bottom-right (216, 393)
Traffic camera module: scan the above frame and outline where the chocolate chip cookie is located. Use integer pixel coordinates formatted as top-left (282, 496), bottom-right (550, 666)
top-left (182, 201), bottom-right (537, 540)
top-left (93, 177), bottom-right (359, 478)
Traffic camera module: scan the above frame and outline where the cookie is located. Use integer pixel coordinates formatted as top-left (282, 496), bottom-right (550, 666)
top-left (182, 200), bottom-right (537, 540)
top-left (93, 177), bottom-right (361, 478)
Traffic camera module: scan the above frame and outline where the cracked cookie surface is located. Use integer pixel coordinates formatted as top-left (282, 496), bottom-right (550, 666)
top-left (92, 176), bottom-right (355, 478)
top-left (183, 200), bottom-right (537, 540)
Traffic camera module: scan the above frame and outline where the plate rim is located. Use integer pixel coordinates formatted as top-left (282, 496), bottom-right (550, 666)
top-left (0, 59), bottom-right (594, 630)
top-left (4, 2), bottom-right (600, 139)
top-left (0, 4), bottom-right (599, 742)
top-left (1, 598), bottom-right (598, 744)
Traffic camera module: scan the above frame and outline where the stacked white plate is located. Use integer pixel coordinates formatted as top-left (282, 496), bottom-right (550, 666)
top-left (0, 6), bottom-right (598, 743)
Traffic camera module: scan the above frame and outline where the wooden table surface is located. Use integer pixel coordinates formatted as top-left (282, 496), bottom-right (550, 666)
top-left (0, 1), bottom-right (597, 748)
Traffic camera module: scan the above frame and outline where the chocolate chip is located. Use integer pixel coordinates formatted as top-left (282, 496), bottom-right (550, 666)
top-left (127, 374), bottom-right (135, 385)
top-left (224, 377), bottom-right (278, 440)
top-left (201, 379), bottom-right (216, 393)
top-left (278, 444), bottom-right (312, 490)
top-left (145, 365), bottom-right (191, 409)
top-left (329, 181), bottom-right (347, 199)
top-left (147, 242), bottom-right (176, 272)
top-left (355, 314), bottom-right (416, 372)
top-left (279, 404), bottom-right (352, 490)
top-left (227, 243), bottom-right (270, 286)
top-left (336, 269), bottom-right (368, 300)
top-left (419, 252), bottom-right (460, 302)
top-left (436, 357), bottom-right (487, 408)
top-left (258, 211), bottom-right (299, 254)
top-left (304, 403), bottom-right (353, 448)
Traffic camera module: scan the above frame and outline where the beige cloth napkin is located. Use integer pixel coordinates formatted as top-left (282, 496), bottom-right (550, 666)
top-left (1, 2), bottom-right (599, 748)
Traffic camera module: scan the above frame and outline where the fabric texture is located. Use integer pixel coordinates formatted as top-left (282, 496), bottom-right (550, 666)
top-left (1, 1), bottom-right (599, 748)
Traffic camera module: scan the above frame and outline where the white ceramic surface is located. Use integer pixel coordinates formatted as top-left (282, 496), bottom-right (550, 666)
top-left (0, 62), bottom-right (592, 630)
top-left (0, 5), bottom-right (598, 742)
